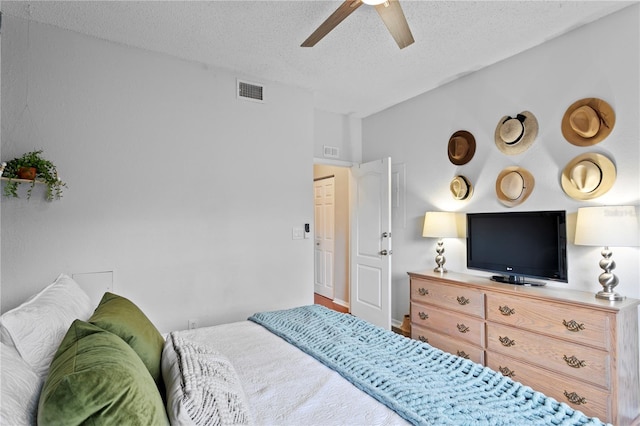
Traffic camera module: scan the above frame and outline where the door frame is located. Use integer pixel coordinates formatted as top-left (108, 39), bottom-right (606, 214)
top-left (312, 158), bottom-right (393, 329)
top-left (313, 159), bottom-right (354, 310)
top-left (313, 176), bottom-right (336, 299)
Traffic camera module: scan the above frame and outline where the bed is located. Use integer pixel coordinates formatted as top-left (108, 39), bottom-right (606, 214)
top-left (1, 274), bottom-right (610, 425)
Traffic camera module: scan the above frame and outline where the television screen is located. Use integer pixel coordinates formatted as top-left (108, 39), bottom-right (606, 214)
top-left (466, 210), bottom-right (567, 284)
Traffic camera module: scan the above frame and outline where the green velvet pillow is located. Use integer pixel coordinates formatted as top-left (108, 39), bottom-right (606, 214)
top-left (38, 320), bottom-right (169, 425)
top-left (89, 292), bottom-right (165, 395)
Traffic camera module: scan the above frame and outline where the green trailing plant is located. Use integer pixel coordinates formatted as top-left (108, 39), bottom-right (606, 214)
top-left (1, 150), bottom-right (67, 201)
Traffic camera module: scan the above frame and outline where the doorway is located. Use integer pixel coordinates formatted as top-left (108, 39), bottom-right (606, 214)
top-left (313, 164), bottom-right (351, 310)
top-left (314, 176), bottom-right (335, 299)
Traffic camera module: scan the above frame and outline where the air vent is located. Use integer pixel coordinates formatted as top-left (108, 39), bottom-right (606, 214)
top-left (237, 80), bottom-right (265, 103)
top-left (323, 145), bottom-right (340, 159)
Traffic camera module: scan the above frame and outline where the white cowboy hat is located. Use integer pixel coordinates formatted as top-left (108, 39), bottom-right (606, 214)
top-left (561, 152), bottom-right (616, 200)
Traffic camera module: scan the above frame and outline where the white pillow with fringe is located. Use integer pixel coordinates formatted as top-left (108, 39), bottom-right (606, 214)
top-left (162, 333), bottom-right (252, 426)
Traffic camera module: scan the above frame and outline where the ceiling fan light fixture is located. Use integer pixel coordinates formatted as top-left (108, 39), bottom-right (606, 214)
top-left (362, 0), bottom-right (388, 5)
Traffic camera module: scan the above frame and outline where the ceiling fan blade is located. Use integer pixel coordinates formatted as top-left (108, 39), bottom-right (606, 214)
top-left (301, 0), bottom-right (363, 47)
top-left (375, 0), bottom-right (414, 49)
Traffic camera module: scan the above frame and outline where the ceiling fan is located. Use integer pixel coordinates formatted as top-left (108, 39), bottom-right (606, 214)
top-left (301, 0), bottom-right (414, 49)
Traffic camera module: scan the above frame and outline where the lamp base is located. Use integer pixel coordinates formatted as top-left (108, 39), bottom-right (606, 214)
top-left (594, 246), bottom-right (625, 301)
top-left (433, 239), bottom-right (447, 274)
top-left (595, 290), bottom-right (625, 301)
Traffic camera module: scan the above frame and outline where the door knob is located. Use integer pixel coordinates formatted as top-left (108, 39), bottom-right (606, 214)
top-left (382, 232), bottom-right (391, 238)
top-left (380, 250), bottom-right (392, 256)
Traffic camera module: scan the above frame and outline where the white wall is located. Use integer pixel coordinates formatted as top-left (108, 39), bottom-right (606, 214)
top-left (362, 6), bottom-right (640, 322)
top-left (313, 109), bottom-right (361, 164)
top-left (1, 16), bottom-right (315, 332)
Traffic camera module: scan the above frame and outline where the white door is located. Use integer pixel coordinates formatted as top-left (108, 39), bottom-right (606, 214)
top-left (350, 158), bottom-right (392, 329)
top-left (314, 177), bottom-right (335, 299)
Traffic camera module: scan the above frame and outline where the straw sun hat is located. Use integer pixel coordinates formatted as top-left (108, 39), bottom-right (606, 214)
top-left (447, 131), bottom-right (476, 165)
top-left (561, 152), bottom-right (616, 200)
top-left (494, 111), bottom-right (539, 155)
top-left (450, 175), bottom-right (473, 201)
top-left (561, 98), bottom-right (615, 146)
top-left (495, 166), bottom-right (535, 207)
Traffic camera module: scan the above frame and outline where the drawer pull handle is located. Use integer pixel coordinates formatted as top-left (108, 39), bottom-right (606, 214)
top-left (562, 319), bottom-right (585, 332)
top-left (456, 350), bottom-right (470, 359)
top-left (457, 296), bottom-right (470, 305)
top-left (418, 288), bottom-right (429, 296)
top-left (498, 366), bottom-right (515, 378)
top-left (418, 312), bottom-right (429, 320)
top-left (457, 323), bottom-right (470, 333)
top-left (498, 305), bottom-right (516, 316)
top-left (563, 391), bottom-right (587, 405)
top-left (418, 335), bottom-right (429, 343)
top-left (563, 355), bottom-right (587, 368)
top-left (499, 336), bottom-right (516, 347)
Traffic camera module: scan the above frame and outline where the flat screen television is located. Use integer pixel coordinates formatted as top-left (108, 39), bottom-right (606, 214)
top-left (466, 210), bottom-right (568, 285)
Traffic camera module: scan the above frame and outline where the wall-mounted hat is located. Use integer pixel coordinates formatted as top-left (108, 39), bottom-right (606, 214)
top-left (494, 111), bottom-right (539, 155)
top-left (450, 175), bottom-right (473, 201)
top-left (561, 98), bottom-right (615, 146)
top-left (495, 166), bottom-right (535, 207)
top-left (448, 130), bottom-right (476, 165)
top-left (561, 152), bottom-right (616, 200)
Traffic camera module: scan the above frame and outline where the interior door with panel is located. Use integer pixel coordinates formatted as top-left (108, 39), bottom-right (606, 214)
top-left (350, 157), bottom-right (392, 329)
top-left (314, 176), bottom-right (335, 299)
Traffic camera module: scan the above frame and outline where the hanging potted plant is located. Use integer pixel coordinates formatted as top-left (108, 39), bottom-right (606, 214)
top-left (1, 150), bottom-right (67, 201)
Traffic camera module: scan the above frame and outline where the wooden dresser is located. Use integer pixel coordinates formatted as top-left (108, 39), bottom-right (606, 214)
top-left (408, 270), bottom-right (640, 425)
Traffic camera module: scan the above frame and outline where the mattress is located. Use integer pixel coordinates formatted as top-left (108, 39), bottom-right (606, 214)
top-left (169, 320), bottom-right (409, 425)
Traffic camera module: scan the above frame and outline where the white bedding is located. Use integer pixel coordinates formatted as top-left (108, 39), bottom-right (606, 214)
top-left (168, 321), bottom-right (410, 426)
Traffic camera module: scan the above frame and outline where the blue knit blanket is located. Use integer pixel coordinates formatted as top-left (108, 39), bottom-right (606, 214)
top-left (249, 305), bottom-right (609, 426)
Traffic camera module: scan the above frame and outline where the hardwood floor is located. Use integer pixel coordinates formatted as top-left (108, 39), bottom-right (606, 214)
top-left (314, 293), bottom-right (349, 314)
top-left (314, 293), bottom-right (410, 338)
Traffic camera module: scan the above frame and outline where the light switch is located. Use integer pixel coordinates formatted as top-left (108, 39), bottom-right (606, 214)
top-left (292, 227), bottom-right (304, 240)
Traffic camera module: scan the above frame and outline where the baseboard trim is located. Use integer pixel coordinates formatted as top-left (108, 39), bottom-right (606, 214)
top-left (333, 298), bottom-right (349, 309)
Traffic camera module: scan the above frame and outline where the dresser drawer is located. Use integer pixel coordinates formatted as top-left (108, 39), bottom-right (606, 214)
top-left (486, 293), bottom-right (610, 350)
top-left (487, 323), bottom-right (609, 388)
top-left (411, 302), bottom-right (484, 347)
top-left (410, 278), bottom-right (484, 318)
top-left (486, 351), bottom-right (610, 421)
top-left (412, 324), bottom-right (484, 364)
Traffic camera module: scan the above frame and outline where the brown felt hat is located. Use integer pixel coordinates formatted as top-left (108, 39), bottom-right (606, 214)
top-left (561, 98), bottom-right (615, 146)
top-left (495, 166), bottom-right (535, 207)
top-left (561, 152), bottom-right (616, 200)
top-left (450, 175), bottom-right (473, 201)
top-left (447, 131), bottom-right (476, 165)
top-left (494, 111), bottom-right (539, 155)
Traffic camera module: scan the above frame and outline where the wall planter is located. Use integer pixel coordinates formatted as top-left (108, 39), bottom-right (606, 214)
top-left (1, 150), bottom-right (67, 201)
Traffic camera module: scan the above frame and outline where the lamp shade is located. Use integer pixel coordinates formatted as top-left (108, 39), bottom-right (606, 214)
top-left (575, 206), bottom-right (639, 247)
top-left (422, 212), bottom-right (458, 238)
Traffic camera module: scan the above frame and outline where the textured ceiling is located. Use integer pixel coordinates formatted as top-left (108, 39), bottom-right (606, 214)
top-left (1, 1), bottom-right (634, 117)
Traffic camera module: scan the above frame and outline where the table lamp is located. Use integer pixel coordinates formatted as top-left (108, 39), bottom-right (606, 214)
top-left (422, 211), bottom-right (458, 273)
top-left (574, 205), bottom-right (639, 301)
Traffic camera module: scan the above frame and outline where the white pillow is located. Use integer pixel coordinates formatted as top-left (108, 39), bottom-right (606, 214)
top-left (1, 342), bottom-right (42, 426)
top-left (0, 274), bottom-right (95, 376)
top-left (162, 333), bottom-right (252, 426)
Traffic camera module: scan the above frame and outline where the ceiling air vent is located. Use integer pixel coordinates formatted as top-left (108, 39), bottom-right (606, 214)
top-left (237, 80), bottom-right (265, 103)
top-left (323, 145), bottom-right (340, 159)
